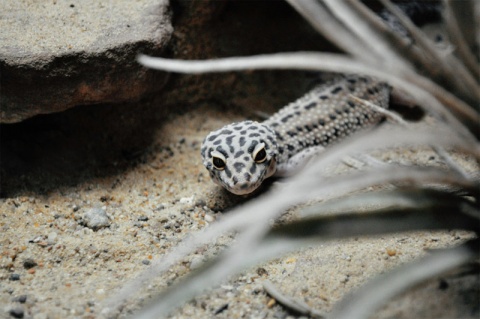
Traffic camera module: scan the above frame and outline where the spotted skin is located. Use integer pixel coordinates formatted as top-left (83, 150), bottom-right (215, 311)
top-left (201, 75), bottom-right (391, 195)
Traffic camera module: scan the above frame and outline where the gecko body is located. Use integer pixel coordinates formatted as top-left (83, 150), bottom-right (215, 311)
top-left (201, 75), bottom-right (391, 195)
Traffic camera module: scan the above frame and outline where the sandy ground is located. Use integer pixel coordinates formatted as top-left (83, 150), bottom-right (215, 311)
top-left (1, 96), bottom-right (478, 319)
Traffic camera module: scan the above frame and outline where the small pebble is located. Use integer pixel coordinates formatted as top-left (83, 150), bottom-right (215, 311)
top-left (141, 260), bottom-right (151, 265)
top-left (9, 274), bottom-right (20, 281)
top-left (47, 232), bottom-right (58, 244)
top-left (12, 295), bottom-right (27, 303)
top-left (213, 303), bottom-right (229, 315)
top-left (267, 298), bottom-right (276, 308)
top-left (23, 258), bottom-right (37, 269)
top-left (82, 207), bottom-right (110, 230)
top-left (138, 216), bottom-right (149, 222)
top-left (9, 307), bottom-right (24, 318)
top-left (386, 248), bottom-right (397, 256)
top-left (204, 214), bottom-right (215, 223)
top-left (340, 275), bottom-right (350, 283)
top-left (179, 196), bottom-right (194, 204)
top-left (189, 256), bottom-right (203, 270)
top-left (256, 267), bottom-right (268, 277)
top-left (29, 236), bottom-right (43, 243)
top-left (195, 199), bottom-right (206, 207)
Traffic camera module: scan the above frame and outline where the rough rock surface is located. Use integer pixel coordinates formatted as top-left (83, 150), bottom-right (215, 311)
top-left (0, 0), bottom-right (172, 123)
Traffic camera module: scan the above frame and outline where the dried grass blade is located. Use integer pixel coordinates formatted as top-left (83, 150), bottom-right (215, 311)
top-left (137, 52), bottom-right (478, 139)
top-left (268, 200), bottom-right (479, 243)
top-left (323, 0), bottom-right (410, 69)
top-left (134, 192), bottom-right (478, 319)
top-left (285, 167), bottom-right (478, 218)
top-left (284, 0), bottom-right (375, 63)
top-left (300, 189), bottom-right (480, 219)
top-left (330, 241), bottom-right (478, 319)
top-left (134, 227), bottom-right (301, 319)
top-left (380, 0), bottom-right (479, 104)
top-left (347, 0), bottom-right (440, 77)
top-left (444, 0), bottom-right (480, 81)
top-left (263, 280), bottom-right (325, 318)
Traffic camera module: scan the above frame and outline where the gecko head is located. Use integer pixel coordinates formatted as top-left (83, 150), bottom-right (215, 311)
top-left (200, 121), bottom-right (278, 195)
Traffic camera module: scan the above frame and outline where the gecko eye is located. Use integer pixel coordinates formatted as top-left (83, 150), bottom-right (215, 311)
top-left (212, 157), bottom-right (226, 170)
top-left (253, 144), bottom-right (267, 163)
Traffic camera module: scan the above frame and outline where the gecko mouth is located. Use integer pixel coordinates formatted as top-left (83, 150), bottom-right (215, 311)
top-left (223, 158), bottom-right (276, 195)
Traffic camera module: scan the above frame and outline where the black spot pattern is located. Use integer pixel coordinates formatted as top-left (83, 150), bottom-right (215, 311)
top-left (331, 86), bottom-right (342, 94)
top-left (233, 162), bottom-right (245, 173)
top-left (239, 137), bottom-right (246, 147)
top-left (248, 141), bottom-right (258, 153)
top-left (207, 134), bottom-right (218, 142)
top-left (217, 146), bottom-right (228, 158)
top-left (281, 114), bottom-right (294, 123)
top-left (234, 150), bottom-right (244, 158)
top-left (224, 167), bottom-right (232, 178)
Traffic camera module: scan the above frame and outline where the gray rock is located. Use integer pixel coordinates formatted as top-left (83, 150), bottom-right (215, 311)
top-left (9, 274), bottom-right (20, 281)
top-left (82, 207), bottom-right (110, 230)
top-left (9, 307), bottom-right (24, 318)
top-left (0, 0), bottom-right (172, 123)
top-left (23, 258), bottom-right (37, 269)
top-left (12, 295), bottom-right (27, 303)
